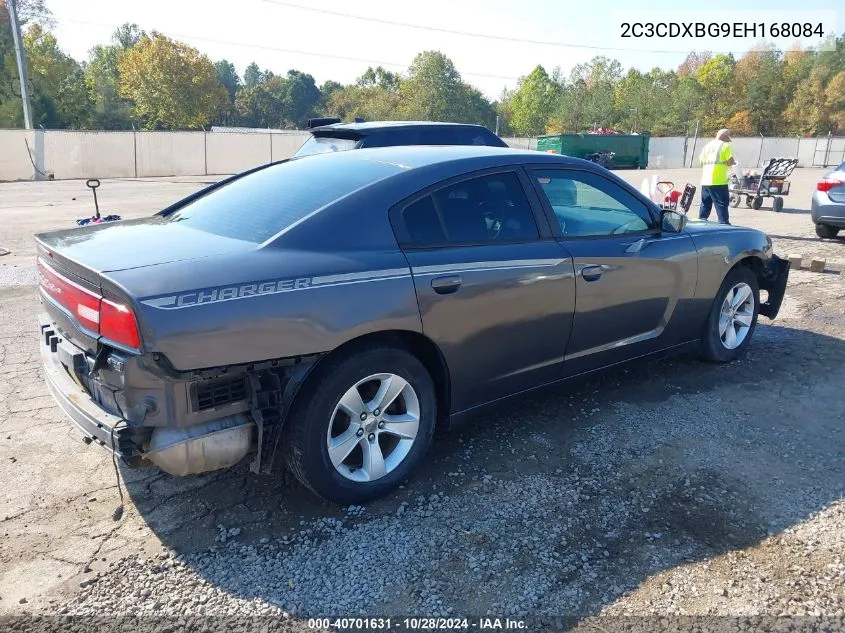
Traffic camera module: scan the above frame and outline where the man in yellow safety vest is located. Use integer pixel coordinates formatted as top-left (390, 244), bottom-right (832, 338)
top-left (698, 128), bottom-right (736, 224)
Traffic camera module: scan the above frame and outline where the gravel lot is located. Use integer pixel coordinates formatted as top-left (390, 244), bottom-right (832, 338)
top-left (0, 168), bottom-right (843, 632)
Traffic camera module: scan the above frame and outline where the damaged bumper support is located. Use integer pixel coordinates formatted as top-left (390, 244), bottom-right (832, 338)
top-left (758, 254), bottom-right (790, 319)
top-left (39, 314), bottom-right (256, 475)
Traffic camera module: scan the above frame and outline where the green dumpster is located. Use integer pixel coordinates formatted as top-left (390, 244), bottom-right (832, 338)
top-left (536, 133), bottom-right (649, 169)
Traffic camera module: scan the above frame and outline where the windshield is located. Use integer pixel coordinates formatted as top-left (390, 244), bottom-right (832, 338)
top-left (294, 135), bottom-right (359, 157)
top-left (165, 157), bottom-right (400, 243)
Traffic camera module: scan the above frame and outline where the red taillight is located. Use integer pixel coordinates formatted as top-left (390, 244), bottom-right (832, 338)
top-left (38, 258), bottom-right (101, 333)
top-left (38, 258), bottom-right (140, 350)
top-left (100, 298), bottom-right (140, 349)
top-left (818, 179), bottom-right (843, 192)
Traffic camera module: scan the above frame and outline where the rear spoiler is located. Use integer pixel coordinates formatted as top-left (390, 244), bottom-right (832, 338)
top-left (306, 117), bottom-right (341, 129)
top-left (306, 117), bottom-right (367, 129)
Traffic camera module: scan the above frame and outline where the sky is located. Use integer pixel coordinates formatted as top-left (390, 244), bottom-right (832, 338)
top-left (44, 0), bottom-right (842, 99)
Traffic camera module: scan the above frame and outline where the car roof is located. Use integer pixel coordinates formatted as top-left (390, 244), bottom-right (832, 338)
top-left (292, 144), bottom-right (590, 171)
top-left (311, 120), bottom-right (493, 134)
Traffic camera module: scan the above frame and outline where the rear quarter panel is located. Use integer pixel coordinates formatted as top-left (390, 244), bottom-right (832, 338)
top-left (107, 249), bottom-right (421, 370)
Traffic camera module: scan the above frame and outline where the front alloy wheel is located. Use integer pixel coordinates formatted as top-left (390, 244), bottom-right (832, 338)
top-left (700, 266), bottom-right (760, 363)
top-left (328, 373), bottom-right (420, 482)
top-left (718, 282), bottom-right (755, 350)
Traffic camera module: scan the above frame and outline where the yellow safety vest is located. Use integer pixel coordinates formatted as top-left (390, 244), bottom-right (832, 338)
top-left (699, 139), bottom-right (732, 186)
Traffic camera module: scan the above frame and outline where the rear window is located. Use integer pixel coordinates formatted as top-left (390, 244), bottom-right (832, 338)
top-left (165, 158), bottom-right (399, 243)
top-left (294, 135), bottom-right (359, 157)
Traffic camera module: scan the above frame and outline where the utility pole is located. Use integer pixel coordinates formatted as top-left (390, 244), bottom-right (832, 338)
top-left (688, 119), bottom-right (700, 168)
top-left (8, 0), bottom-right (33, 129)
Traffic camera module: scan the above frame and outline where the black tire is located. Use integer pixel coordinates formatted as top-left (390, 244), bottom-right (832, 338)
top-left (700, 266), bottom-right (760, 363)
top-left (282, 344), bottom-right (437, 504)
top-left (752, 196), bottom-right (763, 210)
top-left (745, 196), bottom-right (753, 208)
top-left (816, 224), bottom-right (840, 239)
top-left (729, 193), bottom-right (741, 208)
top-left (772, 196), bottom-right (784, 213)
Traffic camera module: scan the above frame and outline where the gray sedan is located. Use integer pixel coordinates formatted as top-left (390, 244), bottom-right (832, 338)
top-left (36, 146), bottom-right (790, 504)
top-left (812, 162), bottom-right (845, 238)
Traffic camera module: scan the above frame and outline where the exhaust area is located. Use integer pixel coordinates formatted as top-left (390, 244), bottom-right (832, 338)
top-left (144, 415), bottom-right (255, 476)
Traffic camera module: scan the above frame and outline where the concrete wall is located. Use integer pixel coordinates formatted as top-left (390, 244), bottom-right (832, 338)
top-left (205, 133), bottom-right (271, 175)
top-left (271, 132), bottom-right (311, 161)
top-left (0, 129), bottom-right (35, 181)
top-left (1, 129), bottom-right (842, 181)
top-left (647, 136), bottom-right (687, 169)
top-left (44, 131), bottom-right (136, 179)
top-left (503, 137), bottom-right (537, 150)
top-left (136, 131), bottom-right (205, 177)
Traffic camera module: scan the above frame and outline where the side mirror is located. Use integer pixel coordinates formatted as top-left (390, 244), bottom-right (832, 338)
top-left (661, 209), bottom-right (687, 233)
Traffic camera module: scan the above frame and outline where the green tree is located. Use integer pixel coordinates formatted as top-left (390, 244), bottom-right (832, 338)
top-left (667, 74), bottom-right (705, 135)
top-left (319, 79), bottom-right (343, 110)
top-left (508, 65), bottom-right (559, 136)
top-left (695, 54), bottom-right (737, 134)
top-left (214, 59), bottom-right (240, 124)
top-left (112, 22), bottom-right (144, 49)
top-left (243, 62), bottom-right (263, 88)
top-left (825, 71), bottom-right (845, 132)
top-left (234, 69), bottom-right (320, 128)
top-left (85, 43), bottom-right (133, 128)
top-left (214, 59), bottom-right (240, 102)
top-left (22, 24), bottom-right (91, 127)
top-left (733, 44), bottom-right (785, 135)
top-left (278, 69), bottom-right (320, 127)
top-left (553, 56), bottom-right (622, 132)
top-left (784, 66), bottom-right (829, 135)
top-left (398, 50), bottom-right (495, 125)
top-left (117, 33), bottom-right (228, 129)
top-left (357, 65), bottom-right (400, 91)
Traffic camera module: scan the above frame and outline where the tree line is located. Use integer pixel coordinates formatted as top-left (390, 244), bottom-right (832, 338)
top-left (1, 1), bottom-right (843, 137)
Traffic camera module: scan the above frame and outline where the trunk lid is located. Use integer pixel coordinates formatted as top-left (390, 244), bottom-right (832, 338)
top-left (36, 217), bottom-right (254, 354)
top-left (35, 216), bottom-right (255, 275)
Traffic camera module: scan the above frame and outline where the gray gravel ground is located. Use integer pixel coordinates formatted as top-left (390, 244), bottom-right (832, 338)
top-left (1, 172), bottom-right (844, 633)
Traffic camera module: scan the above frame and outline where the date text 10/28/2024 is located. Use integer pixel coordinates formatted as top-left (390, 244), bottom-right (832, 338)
top-left (307, 618), bottom-right (527, 631)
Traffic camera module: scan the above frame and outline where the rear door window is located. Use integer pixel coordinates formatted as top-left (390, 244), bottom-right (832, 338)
top-left (398, 171), bottom-right (539, 246)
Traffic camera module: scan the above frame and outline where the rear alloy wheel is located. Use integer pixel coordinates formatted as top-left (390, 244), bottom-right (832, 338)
top-left (700, 267), bottom-right (760, 363)
top-left (327, 373), bottom-right (420, 483)
top-left (283, 345), bottom-right (436, 504)
top-left (816, 224), bottom-right (840, 239)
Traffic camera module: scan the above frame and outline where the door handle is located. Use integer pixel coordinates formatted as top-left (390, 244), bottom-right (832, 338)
top-left (581, 265), bottom-right (603, 282)
top-left (431, 274), bottom-right (462, 294)
top-left (624, 238), bottom-right (648, 253)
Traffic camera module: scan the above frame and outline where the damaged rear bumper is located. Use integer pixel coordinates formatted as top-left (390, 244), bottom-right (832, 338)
top-left (39, 318), bottom-right (143, 464)
top-left (39, 313), bottom-right (257, 475)
top-left (759, 254), bottom-right (790, 319)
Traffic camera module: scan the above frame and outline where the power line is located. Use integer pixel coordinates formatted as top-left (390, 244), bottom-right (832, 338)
top-left (38, 15), bottom-right (525, 82)
top-left (256, 0), bottom-right (743, 55)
